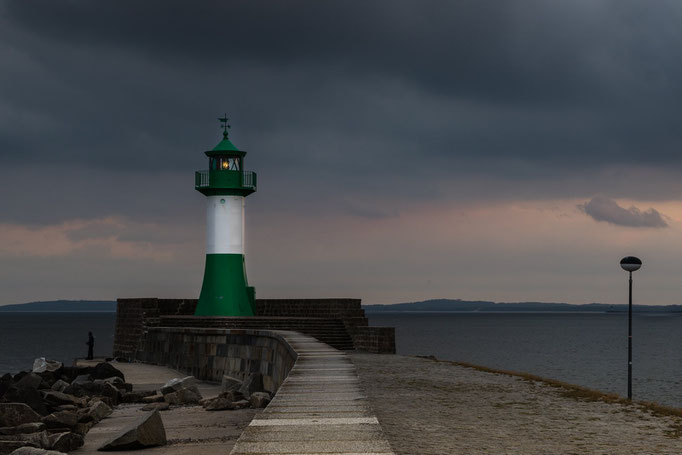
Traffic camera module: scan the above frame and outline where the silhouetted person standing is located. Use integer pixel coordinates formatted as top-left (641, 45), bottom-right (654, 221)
top-left (86, 331), bottom-right (94, 360)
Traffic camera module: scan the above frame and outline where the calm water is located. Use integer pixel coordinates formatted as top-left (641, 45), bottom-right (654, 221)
top-left (1, 311), bottom-right (680, 408)
top-left (0, 313), bottom-right (116, 374)
top-left (368, 312), bottom-right (682, 408)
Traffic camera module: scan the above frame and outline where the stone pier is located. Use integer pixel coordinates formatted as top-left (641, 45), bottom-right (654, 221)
top-left (230, 331), bottom-right (394, 454)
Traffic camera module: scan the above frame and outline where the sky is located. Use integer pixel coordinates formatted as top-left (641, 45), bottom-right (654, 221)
top-left (1, 0), bottom-right (682, 306)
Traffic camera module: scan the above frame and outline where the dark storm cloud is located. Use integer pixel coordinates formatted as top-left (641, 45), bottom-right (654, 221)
top-left (1, 0), bottom-right (682, 226)
top-left (579, 195), bottom-right (668, 228)
top-left (2, 0), bottom-right (682, 167)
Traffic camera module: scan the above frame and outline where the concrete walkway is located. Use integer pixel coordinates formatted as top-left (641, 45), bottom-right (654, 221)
top-left (230, 332), bottom-right (394, 455)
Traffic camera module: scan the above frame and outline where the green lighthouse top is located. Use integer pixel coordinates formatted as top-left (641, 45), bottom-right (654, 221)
top-left (196, 114), bottom-right (256, 197)
top-left (207, 115), bottom-right (246, 157)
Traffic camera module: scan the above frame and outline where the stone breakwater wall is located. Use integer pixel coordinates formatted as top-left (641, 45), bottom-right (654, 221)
top-left (113, 298), bottom-right (395, 359)
top-left (136, 328), bottom-right (297, 394)
top-left (353, 326), bottom-right (396, 354)
top-left (113, 298), bottom-right (197, 361)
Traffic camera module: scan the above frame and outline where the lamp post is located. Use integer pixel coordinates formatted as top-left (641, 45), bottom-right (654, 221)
top-left (619, 256), bottom-right (642, 400)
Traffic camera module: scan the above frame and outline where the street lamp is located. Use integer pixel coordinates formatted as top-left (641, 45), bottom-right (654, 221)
top-left (620, 256), bottom-right (642, 400)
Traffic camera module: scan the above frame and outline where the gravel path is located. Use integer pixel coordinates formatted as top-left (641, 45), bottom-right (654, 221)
top-left (351, 353), bottom-right (682, 455)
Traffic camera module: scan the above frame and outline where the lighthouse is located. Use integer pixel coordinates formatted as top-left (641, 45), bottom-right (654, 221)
top-left (194, 116), bottom-right (256, 316)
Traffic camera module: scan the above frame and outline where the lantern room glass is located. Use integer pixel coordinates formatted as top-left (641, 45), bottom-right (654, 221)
top-left (211, 157), bottom-right (240, 171)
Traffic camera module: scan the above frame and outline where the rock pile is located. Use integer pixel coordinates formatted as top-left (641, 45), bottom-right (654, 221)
top-left (0, 360), bottom-right (132, 454)
top-left (200, 373), bottom-right (271, 411)
top-left (133, 373), bottom-right (272, 412)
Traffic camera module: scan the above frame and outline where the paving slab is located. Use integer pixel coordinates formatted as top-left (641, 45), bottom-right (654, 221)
top-left (230, 332), bottom-right (395, 455)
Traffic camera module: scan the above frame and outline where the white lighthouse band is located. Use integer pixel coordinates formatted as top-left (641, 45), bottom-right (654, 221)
top-left (206, 195), bottom-right (245, 255)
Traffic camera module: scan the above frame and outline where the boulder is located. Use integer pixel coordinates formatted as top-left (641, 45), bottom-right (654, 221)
top-left (0, 430), bottom-right (50, 453)
top-left (42, 392), bottom-right (83, 409)
top-left (48, 432), bottom-right (83, 453)
top-left (9, 448), bottom-right (68, 455)
top-left (2, 389), bottom-right (47, 416)
top-left (86, 401), bottom-right (112, 423)
top-left (11, 373), bottom-right (27, 384)
top-left (90, 364), bottom-right (124, 382)
top-left (69, 376), bottom-right (90, 386)
top-left (232, 400), bottom-right (250, 410)
top-left (41, 412), bottom-right (77, 431)
top-left (0, 404), bottom-right (42, 427)
top-left (249, 392), bottom-right (271, 409)
top-left (0, 423), bottom-right (45, 436)
top-left (220, 376), bottom-right (242, 393)
top-left (48, 382), bottom-right (68, 394)
top-left (161, 393), bottom-right (177, 405)
top-left (140, 403), bottom-right (169, 412)
top-left (202, 398), bottom-right (235, 411)
top-left (1, 441), bottom-right (28, 454)
top-left (31, 360), bottom-right (62, 375)
top-left (59, 386), bottom-right (80, 399)
top-left (159, 377), bottom-right (198, 396)
top-left (37, 379), bottom-right (55, 391)
top-left (0, 374), bottom-right (12, 399)
top-left (63, 383), bottom-right (119, 405)
top-left (52, 407), bottom-right (77, 414)
top-left (59, 367), bottom-right (92, 384)
top-left (1, 441), bottom-right (31, 455)
top-left (163, 388), bottom-right (201, 406)
top-left (93, 379), bottom-right (129, 394)
top-left (13, 375), bottom-right (42, 392)
top-left (238, 373), bottom-right (264, 398)
top-left (88, 382), bottom-right (120, 405)
top-left (98, 377), bottom-right (123, 387)
top-left (72, 422), bottom-right (93, 437)
top-left (219, 390), bottom-right (244, 402)
top-left (120, 392), bottom-right (150, 404)
top-left (140, 394), bottom-right (163, 404)
top-left (97, 410), bottom-right (166, 451)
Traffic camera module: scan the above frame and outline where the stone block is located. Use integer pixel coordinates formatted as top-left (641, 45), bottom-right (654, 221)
top-left (97, 410), bottom-right (166, 451)
top-left (0, 404), bottom-right (42, 427)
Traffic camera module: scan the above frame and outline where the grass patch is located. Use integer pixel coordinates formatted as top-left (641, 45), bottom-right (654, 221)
top-left (413, 355), bottom-right (682, 420)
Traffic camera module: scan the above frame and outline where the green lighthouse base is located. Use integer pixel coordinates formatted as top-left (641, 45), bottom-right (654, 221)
top-left (195, 254), bottom-right (255, 316)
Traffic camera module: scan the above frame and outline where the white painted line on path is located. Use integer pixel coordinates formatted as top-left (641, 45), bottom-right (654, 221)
top-left (250, 417), bottom-right (379, 426)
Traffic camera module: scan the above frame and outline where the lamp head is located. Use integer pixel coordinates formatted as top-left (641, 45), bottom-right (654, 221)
top-left (620, 256), bottom-right (642, 272)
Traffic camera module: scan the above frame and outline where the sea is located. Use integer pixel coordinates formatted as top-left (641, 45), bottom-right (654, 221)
top-left (0, 312), bottom-right (116, 374)
top-left (0, 311), bottom-right (680, 408)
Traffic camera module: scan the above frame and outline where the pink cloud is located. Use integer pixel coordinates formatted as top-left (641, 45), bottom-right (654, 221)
top-left (0, 217), bottom-right (192, 262)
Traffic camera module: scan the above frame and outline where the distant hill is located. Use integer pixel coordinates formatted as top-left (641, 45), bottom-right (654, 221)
top-left (363, 299), bottom-right (682, 313)
top-left (0, 300), bottom-right (117, 312)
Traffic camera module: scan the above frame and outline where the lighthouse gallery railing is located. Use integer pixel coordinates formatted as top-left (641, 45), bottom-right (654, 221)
top-left (195, 170), bottom-right (257, 190)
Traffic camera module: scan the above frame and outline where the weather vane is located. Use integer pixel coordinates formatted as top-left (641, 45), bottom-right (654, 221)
top-left (218, 114), bottom-right (231, 138)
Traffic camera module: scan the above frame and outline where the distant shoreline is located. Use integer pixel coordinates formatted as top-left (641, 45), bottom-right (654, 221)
top-left (0, 310), bottom-right (116, 313)
top-left (363, 298), bottom-right (682, 313)
top-left (0, 300), bottom-right (116, 312)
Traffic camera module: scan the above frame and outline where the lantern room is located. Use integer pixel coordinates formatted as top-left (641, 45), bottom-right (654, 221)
top-left (195, 117), bottom-right (256, 197)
